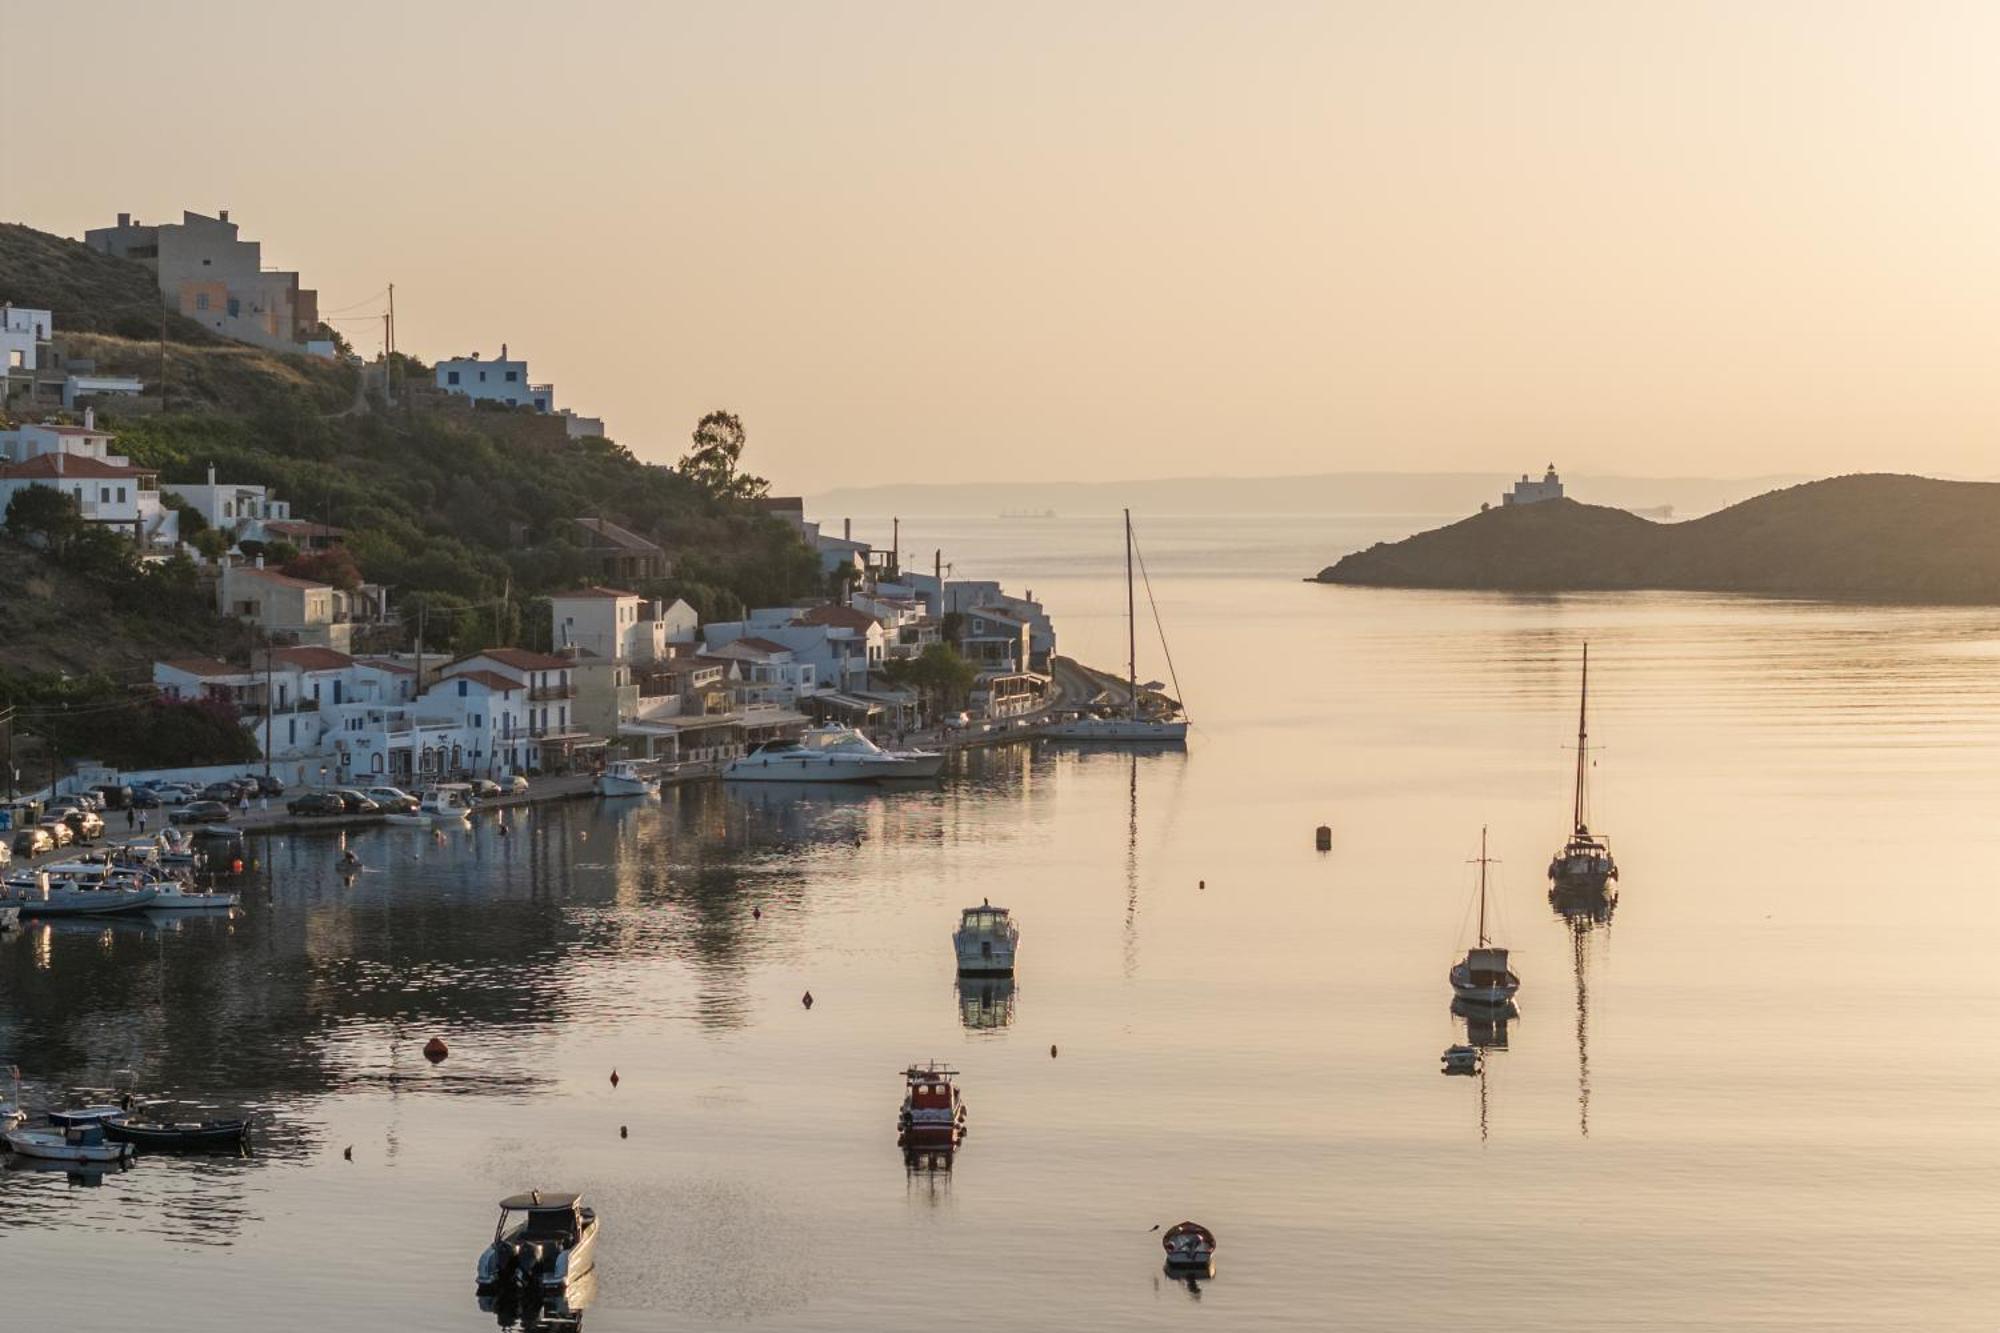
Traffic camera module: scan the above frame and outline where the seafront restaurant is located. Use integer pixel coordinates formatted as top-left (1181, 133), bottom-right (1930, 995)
top-left (617, 704), bottom-right (808, 766)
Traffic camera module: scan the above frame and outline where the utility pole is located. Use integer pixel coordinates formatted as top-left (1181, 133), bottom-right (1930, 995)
top-left (414, 602), bottom-right (427, 689)
top-left (158, 311), bottom-right (168, 411)
top-left (261, 630), bottom-right (274, 779)
top-left (1, 704), bottom-right (14, 803)
top-left (891, 516), bottom-right (900, 581)
top-left (386, 282), bottom-right (396, 406)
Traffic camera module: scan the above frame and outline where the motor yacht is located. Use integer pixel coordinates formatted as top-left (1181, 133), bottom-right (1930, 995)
top-left (595, 760), bottom-right (660, 797)
top-left (725, 726), bottom-right (941, 783)
top-left (476, 1191), bottom-right (600, 1296)
top-left (1, 873), bottom-right (158, 917)
top-left (952, 900), bottom-right (1019, 976)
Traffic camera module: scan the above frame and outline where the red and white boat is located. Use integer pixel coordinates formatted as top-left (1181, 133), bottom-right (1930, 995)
top-left (1162, 1221), bottom-right (1217, 1273)
top-left (896, 1062), bottom-right (966, 1153)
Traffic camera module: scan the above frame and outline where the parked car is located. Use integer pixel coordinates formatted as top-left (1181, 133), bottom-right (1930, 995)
top-left (470, 779), bottom-right (502, 800)
top-left (507, 774), bottom-right (530, 795)
top-left (363, 787), bottom-right (419, 814)
top-left (199, 781), bottom-right (254, 804)
top-left (170, 801), bottom-right (233, 826)
top-left (61, 810), bottom-right (105, 843)
top-left (130, 787), bottom-right (164, 809)
top-left (36, 819), bottom-right (75, 848)
top-left (248, 773), bottom-right (286, 796)
top-left (90, 783), bottom-right (133, 810)
top-left (11, 828), bottom-right (53, 858)
top-left (329, 789), bottom-right (380, 815)
top-left (285, 792), bottom-right (347, 817)
top-left (147, 784), bottom-right (194, 805)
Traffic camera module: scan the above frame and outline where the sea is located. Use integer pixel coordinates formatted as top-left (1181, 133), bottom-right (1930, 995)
top-left (3, 512), bottom-right (1998, 1331)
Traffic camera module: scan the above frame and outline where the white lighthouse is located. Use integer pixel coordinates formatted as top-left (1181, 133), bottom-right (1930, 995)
top-left (1502, 464), bottom-right (1564, 507)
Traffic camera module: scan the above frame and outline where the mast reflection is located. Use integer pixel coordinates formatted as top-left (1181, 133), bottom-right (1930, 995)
top-left (1549, 880), bottom-right (1616, 1138)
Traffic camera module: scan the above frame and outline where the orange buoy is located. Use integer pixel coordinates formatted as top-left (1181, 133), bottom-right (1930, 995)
top-left (752, 906), bottom-right (762, 920)
top-left (609, 1069), bottom-right (620, 1087)
top-left (423, 1037), bottom-right (449, 1064)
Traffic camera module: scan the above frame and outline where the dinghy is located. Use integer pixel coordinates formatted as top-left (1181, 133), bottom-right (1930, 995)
top-left (103, 1117), bottom-right (250, 1152)
top-left (3, 1122), bottom-right (135, 1164)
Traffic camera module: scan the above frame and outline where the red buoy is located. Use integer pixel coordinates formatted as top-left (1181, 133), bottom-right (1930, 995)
top-left (423, 1037), bottom-right (449, 1064)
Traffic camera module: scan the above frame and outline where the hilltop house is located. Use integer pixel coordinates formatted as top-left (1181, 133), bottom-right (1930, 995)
top-left (0, 415), bottom-right (178, 553)
top-left (164, 465), bottom-right (292, 536)
top-left (1, 304), bottom-right (51, 374)
top-left (570, 517), bottom-right (669, 585)
top-left (85, 210), bottom-right (321, 354)
top-left (433, 346), bottom-right (551, 411)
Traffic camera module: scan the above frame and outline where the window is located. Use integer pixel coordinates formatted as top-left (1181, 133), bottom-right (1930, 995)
top-left (478, 371), bottom-right (487, 382)
top-left (195, 293), bottom-right (210, 311)
top-left (447, 370), bottom-right (460, 386)
top-left (202, 258), bottom-right (211, 266)
top-left (99, 487), bottom-right (110, 503)
top-left (504, 370), bottom-right (518, 382)
top-left (116, 487), bottom-right (126, 503)
top-left (457, 680), bottom-right (467, 697)
top-left (223, 501), bottom-right (233, 518)
top-left (227, 298), bottom-right (240, 318)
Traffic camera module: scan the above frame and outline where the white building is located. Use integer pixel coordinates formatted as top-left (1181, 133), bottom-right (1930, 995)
top-left (1503, 465), bottom-right (1565, 507)
top-left (1, 305), bottom-right (52, 373)
top-left (84, 210), bottom-right (319, 353)
top-left (549, 587), bottom-right (698, 738)
top-left (0, 451), bottom-right (176, 552)
top-left (434, 345), bottom-right (551, 411)
top-left (164, 464), bottom-right (293, 534)
top-left (0, 416), bottom-right (123, 465)
top-left (62, 374), bottom-right (146, 408)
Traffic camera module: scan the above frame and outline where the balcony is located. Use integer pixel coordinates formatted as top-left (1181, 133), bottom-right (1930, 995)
top-left (528, 685), bottom-right (574, 701)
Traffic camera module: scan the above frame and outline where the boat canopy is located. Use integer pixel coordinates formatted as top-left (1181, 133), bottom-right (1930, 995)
top-left (959, 906), bottom-right (1010, 928)
top-left (1466, 946), bottom-right (1511, 974)
top-left (498, 1190), bottom-right (582, 1211)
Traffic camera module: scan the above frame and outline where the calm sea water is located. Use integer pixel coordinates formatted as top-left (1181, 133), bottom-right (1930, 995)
top-left (5, 512), bottom-right (1999, 1331)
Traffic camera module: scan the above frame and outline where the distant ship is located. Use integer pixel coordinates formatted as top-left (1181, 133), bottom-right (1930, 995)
top-left (998, 508), bottom-right (1058, 519)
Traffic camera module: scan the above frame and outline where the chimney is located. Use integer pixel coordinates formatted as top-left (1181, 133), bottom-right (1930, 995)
top-left (83, 406), bottom-right (95, 431)
top-left (207, 462), bottom-right (216, 487)
top-left (117, 212), bottom-right (130, 228)
top-left (219, 209), bottom-right (230, 223)
top-left (844, 518), bottom-right (851, 541)
top-left (501, 343), bottom-right (509, 360)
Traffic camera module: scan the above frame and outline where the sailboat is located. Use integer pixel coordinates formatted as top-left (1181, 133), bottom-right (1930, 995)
top-left (1043, 509), bottom-right (1189, 741)
top-left (1547, 644), bottom-right (1618, 892)
top-left (1450, 827), bottom-right (1521, 1004)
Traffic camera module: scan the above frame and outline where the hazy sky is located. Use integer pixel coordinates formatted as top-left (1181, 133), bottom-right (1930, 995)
top-left (8, 2), bottom-right (2000, 491)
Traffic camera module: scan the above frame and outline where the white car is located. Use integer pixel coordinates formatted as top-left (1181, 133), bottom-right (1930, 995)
top-left (153, 784), bottom-right (198, 805)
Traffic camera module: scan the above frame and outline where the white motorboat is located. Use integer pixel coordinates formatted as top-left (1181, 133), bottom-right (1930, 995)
top-left (595, 760), bottom-right (660, 798)
top-left (147, 882), bottom-right (239, 910)
top-left (1441, 1044), bottom-right (1482, 1076)
top-left (1450, 828), bottom-right (1521, 1005)
top-left (1548, 644), bottom-right (1619, 893)
top-left (1, 874), bottom-right (159, 917)
top-left (1043, 510), bottom-right (1189, 743)
top-left (881, 746), bottom-right (946, 777)
top-left (952, 900), bottom-right (1019, 976)
top-left (476, 1191), bottom-right (600, 1295)
top-left (47, 1105), bottom-right (126, 1128)
top-left (724, 726), bottom-right (941, 784)
top-left (387, 784), bottom-right (476, 826)
top-left (3, 1123), bottom-right (135, 1165)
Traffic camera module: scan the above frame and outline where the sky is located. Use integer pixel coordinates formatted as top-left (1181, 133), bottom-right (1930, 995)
top-left (6, 1), bottom-right (2000, 492)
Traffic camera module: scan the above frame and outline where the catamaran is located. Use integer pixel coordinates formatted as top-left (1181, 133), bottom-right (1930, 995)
top-left (1043, 509), bottom-right (1188, 741)
top-left (1547, 644), bottom-right (1618, 893)
top-left (1450, 827), bottom-right (1521, 1005)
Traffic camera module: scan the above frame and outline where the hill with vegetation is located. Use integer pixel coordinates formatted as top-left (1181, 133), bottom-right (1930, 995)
top-left (0, 222), bottom-right (822, 769)
top-left (1314, 474), bottom-right (2000, 602)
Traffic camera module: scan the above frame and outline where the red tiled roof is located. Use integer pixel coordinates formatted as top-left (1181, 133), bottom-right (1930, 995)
top-left (554, 585), bottom-right (640, 599)
top-left (158, 656), bottom-right (245, 679)
top-left (0, 454), bottom-right (152, 480)
top-left (792, 604), bottom-right (880, 632)
top-left (460, 647), bottom-right (571, 672)
top-left (735, 636), bottom-right (792, 655)
top-left (269, 645), bottom-right (353, 671)
top-left (442, 669), bottom-right (521, 693)
top-left (356, 657), bottom-right (416, 675)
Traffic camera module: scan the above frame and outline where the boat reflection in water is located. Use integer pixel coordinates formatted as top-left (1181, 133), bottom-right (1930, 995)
top-left (1451, 995), bottom-right (1519, 1051)
top-left (478, 1265), bottom-right (596, 1331)
top-left (3, 1154), bottom-right (125, 1189)
top-left (1550, 877), bottom-right (1616, 1138)
top-left (956, 978), bottom-right (1017, 1031)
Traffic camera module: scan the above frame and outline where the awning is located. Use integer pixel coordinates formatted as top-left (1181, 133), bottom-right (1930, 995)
top-left (808, 692), bottom-right (885, 716)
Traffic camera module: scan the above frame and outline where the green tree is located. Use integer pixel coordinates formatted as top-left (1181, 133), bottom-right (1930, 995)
top-left (5, 486), bottom-right (86, 557)
top-left (880, 643), bottom-right (977, 723)
top-left (674, 410), bottom-right (769, 500)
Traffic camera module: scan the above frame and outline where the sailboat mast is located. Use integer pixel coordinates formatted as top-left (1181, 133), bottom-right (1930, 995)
top-left (1573, 643), bottom-right (1590, 833)
top-left (1125, 508), bottom-right (1138, 720)
top-left (1477, 826), bottom-right (1489, 946)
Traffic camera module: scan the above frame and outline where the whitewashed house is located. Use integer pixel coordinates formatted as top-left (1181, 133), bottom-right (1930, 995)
top-left (1, 305), bottom-right (52, 373)
top-left (434, 345), bottom-right (550, 411)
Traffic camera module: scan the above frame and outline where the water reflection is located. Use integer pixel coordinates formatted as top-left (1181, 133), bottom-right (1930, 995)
top-left (1451, 996), bottom-right (1519, 1051)
top-left (956, 978), bottom-right (1016, 1031)
top-left (479, 1265), bottom-right (596, 1331)
top-left (1549, 882), bottom-right (1616, 1138)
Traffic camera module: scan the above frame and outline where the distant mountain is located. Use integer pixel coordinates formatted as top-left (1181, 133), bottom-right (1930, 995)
top-left (1314, 474), bottom-right (2000, 602)
top-left (809, 472), bottom-right (1799, 520)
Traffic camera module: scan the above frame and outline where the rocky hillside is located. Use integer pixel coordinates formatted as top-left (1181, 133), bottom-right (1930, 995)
top-left (1315, 475), bottom-right (2000, 602)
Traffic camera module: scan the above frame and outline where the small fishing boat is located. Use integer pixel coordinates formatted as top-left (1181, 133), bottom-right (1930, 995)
top-left (145, 880), bottom-right (239, 910)
top-left (103, 1117), bottom-right (250, 1152)
top-left (1441, 1044), bottom-right (1482, 1076)
top-left (386, 783), bottom-right (476, 826)
top-left (1450, 828), bottom-right (1521, 1004)
top-left (3, 1122), bottom-right (136, 1164)
top-left (952, 900), bottom-right (1019, 976)
top-left (1161, 1221), bottom-right (1218, 1273)
top-left (595, 760), bottom-right (660, 798)
top-left (1547, 644), bottom-right (1619, 893)
top-left (896, 1062), bottom-right (966, 1151)
top-left (476, 1190), bottom-right (600, 1295)
top-left (47, 1105), bottom-right (126, 1128)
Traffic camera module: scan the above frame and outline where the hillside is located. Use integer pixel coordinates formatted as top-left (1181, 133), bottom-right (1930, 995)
top-left (0, 223), bottom-right (820, 676)
top-left (1314, 474), bottom-right (2000, 602)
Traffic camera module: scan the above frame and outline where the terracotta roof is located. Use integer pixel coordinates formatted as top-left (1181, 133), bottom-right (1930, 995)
top-left (356, 657), bottom-right (416, 675)
top-left (269, 645), bottom-right (353, 671)
top-left (572, 516), bottom-right (662, 553)
top-left (735, 636), bottom-right (793, 655)
top-left (232, 565), bottom-right (328, 590)
top-left (553, 585), bottom-right (639, 599)
top-left (158, 656), bottom-right (245, 679)
top-left (463, 647), bottom-right (571, 672)
top-left (441, 669), bottom-right (522, 693)
top-left (0, 454), bottom-right (152, 480)
top-left (792, 604), bottom-right (880, 632)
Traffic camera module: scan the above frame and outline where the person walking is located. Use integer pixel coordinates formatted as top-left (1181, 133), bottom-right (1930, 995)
top-left (125, 806), bottom-right (135, 832)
